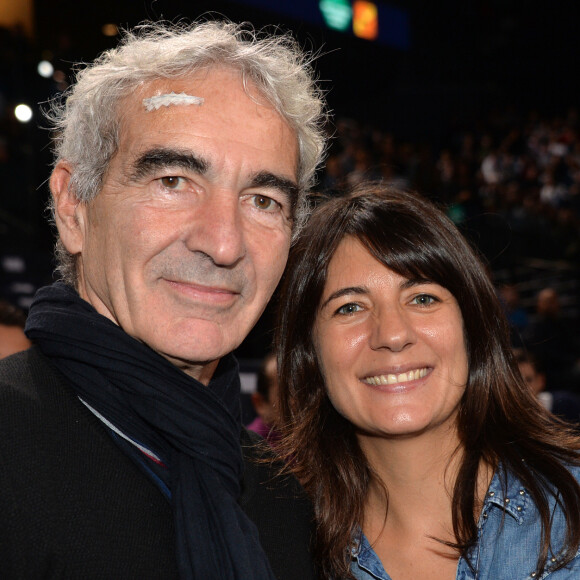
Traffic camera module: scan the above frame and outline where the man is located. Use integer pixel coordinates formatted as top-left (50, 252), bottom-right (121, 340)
top-left (523, 287), bottom-right (580, 392)
top-left (0, 21), bottom-right (326, 579)
top-left (514, 348), bottom-right (580, 427)
top-left (247, 353), bottom-right (281, 446)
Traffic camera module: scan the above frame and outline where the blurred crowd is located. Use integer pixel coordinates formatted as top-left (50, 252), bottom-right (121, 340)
top-left (0, 25), bottom-right (54, 236)
top-left (319, 107), bottom-right (580, 265)
top-left (1, 22), bottom-right (580, 406)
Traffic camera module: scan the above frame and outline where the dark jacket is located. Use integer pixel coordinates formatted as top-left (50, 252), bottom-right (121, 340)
top-left (0, 347), bottom-right (316, 579)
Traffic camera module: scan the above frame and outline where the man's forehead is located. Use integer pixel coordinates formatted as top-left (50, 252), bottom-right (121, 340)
top-left (122, 71), bottom-right (293, 141)
top-left (117, 71), bottom-right (300, 185)
top-left (143, 91), bottom-right (204, 112)
top-left (134, 69), bottom-right (269, 112)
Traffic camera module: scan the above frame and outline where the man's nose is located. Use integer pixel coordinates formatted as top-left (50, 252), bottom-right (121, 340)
top-left (185, 189), bottom-right (246, 267)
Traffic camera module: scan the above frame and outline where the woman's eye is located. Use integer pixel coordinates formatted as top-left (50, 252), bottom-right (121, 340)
top-left (411, 294), bottom-right (436, 306)
top-left (160, 176), bottom-right (185, 189)
top-left (252, 194), bottom-right (279, 212)
top-left (336, 303), bottom-right (362, 315)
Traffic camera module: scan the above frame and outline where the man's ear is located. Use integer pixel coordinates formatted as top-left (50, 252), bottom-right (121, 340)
top-left (50, 161), bottom-right (85, 254)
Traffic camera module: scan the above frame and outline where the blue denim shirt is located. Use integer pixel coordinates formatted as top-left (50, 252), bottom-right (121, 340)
top-left (351, 465), bottom-right (580, 580)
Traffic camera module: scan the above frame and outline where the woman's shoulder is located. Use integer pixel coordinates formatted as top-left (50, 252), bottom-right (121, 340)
top-left (501, 456), bottom-right (580, 487)
top-left (564, 462), bottom-right (580, 481)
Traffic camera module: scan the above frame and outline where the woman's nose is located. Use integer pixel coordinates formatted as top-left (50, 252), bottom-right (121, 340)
top-left (368, 306), bottom-right (416, 352)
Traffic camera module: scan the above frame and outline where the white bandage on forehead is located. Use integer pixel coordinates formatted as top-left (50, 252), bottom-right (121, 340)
top-left (143, 92), bottom-right (204, 112)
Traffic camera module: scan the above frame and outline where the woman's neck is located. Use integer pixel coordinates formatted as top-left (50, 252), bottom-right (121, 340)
top-left (359, 425), bottom-right (493, 544)
top-left (360, 427), bottom-right (463, 537)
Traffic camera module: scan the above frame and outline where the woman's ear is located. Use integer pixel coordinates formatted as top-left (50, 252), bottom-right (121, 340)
top-left (50, 162), bottom-right (85, 254)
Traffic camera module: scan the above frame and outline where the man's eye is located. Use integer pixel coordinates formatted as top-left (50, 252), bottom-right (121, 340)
top-left (160, 176), bottom-right (184, 189)
top-left (336, 303), bottom-right (362, 315)
top-left (252, 194), bottom-right (279, 212)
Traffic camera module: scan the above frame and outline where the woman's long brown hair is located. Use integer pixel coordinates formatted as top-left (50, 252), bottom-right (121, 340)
top-left (274, 183), bottom-right (580, 579)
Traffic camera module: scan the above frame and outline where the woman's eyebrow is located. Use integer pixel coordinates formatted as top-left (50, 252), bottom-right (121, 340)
top-left (320, 286), bottom-right (368, 310)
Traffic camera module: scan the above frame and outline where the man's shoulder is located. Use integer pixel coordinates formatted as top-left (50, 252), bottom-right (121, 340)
top-left (0, 346), bottom-right (111, 456)
top-left (0, 346), bottom-right (102, 452)
top-left (0, 350), bottom-right (178, 579)
top-left (0, 345), bottom-right (47, 378)
top-left (0, 347), bottom-right (61, 409)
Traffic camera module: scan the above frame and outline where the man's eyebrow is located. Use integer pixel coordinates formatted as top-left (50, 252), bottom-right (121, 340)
top-left (129, 148), bottom-right (209, 181)
top-left (320, 286), bottom-right (368, 310)
top-left (249, 171), bottom-right (299, 210)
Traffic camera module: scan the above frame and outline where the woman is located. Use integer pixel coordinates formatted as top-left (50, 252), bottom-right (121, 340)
top-left (275, 183), bottom-right (580, 579)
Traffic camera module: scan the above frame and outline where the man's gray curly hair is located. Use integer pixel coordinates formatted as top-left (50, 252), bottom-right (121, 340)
top-left (47, 20), bottom-right (328, 285)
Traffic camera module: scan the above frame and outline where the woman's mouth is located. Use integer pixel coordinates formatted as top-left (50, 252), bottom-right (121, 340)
top-left (362, 367), bottom-right (429, 386)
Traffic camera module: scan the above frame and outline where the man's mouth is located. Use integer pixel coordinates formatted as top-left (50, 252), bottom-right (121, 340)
top-left (164, 279), bottom-right (242, 303)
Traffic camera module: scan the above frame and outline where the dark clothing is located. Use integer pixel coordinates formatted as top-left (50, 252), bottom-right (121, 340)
top-left (24, 282), bottom-right (274, 579)
top-left (0, 348), bottom-right (316, 579)
top-left (246, 416), bottom-right (281, 448)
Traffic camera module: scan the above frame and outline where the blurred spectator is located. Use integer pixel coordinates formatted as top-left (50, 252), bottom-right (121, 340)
top-left (480, 148), bottom-right (502, 185)
top-left (316, 106), bottom-right (580, 269)
top-left (320, 154), bottom-right (345, 192)
top-left (514, 349), bottom-right (580, 427)
top-left (498, 283), bottom-right (529, 345)
top-left (246, 353), bottom-right (281, 447)
top-left (0, 300), bottom-right (31, 359)
top-left (523, 287), bottom-right (580, 392)
top-left (540, 168), bottom-right (568, 207)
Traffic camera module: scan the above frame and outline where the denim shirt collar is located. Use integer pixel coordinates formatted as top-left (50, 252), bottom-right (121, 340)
top-left (481, 463), bottom-right (531, 525)
top-left (351, 530), bottom-right (388, 579)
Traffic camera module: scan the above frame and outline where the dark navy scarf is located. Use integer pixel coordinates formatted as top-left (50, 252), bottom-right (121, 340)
top-left (25, 282), bottom-right (275, 580)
